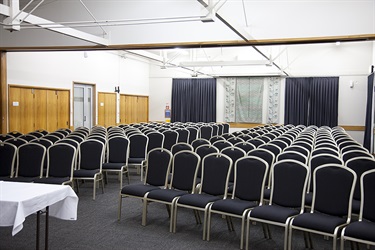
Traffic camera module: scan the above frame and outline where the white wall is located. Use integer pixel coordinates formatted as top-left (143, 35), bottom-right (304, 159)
top-left (7, 51), bottom-right (150, 125)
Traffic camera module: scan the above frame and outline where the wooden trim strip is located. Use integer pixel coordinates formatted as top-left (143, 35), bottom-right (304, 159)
top-left (8, 84), bottom-right (70, 91)
top-left (228, 123), bottom-right (365, 132)
top-left (340, 125), bottom-right (365, 131)
top-left (0, 52), bottom-right (7, 133)
top-left (1, 34), bottom-right (375, 52)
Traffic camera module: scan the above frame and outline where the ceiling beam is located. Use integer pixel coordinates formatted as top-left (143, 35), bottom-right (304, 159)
top-left (0, 3), bottom-right (109, 46)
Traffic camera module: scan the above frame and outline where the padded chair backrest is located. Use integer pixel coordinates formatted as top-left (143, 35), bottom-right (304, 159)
top-left (212, 140), bottom-right (233, 151)
top-left (342, 150), bottom-right (374, 162)
top-left (209, 135), bottom-right (225, 144)
top-left (220, 146), bottom-right (246, 182)
top-left (19, 134), bottom-right (37, 142)
top-left (176, 129), bottom-right (190, 143)
top-left (234, 142), bottom-right (255, 153)
top-left (56, 138), bottom-right (79, 149)
top-left (0, 142), bottom-right (17, 177)
top-left (43, 134), bottom-right (60, 143)
top-left (17, 143), bottom-right (46, 177)
top-left (145, 148), bottom-right (173, 187)
top-left (276, 151), bottom-right (308, 165)
top-left (259, 144), bottom-right (282, 158)
top-left (361, 169), bottom-right (375, 222)
top-left (66, 135), bottom-right (84, 143)
top-left (311, 147), bottom-right (339, 157)
top-left (199, 126), bottom-right (213, 140)
top-left (345, 157), bottom-right (375, 200)
top-left (129, 134), bottom-right (148, 158)
top-left (47, 143), bottom-right (76, 177)
top-left (246, 139), bottom-right (265, 148)
top-left (78, 139), bottom-right (104, 170)
top-left (4, 138), bottom-right (28, 148)
top-left (146, 132), bottom-right (164, 152)
top-left (186, 127), bottom-right (198, 143)
top-left (200, 153), bottom-right (232, 196)
top-left (31, 138), bottom-right (54, 149)
top-left (0, 134), bottom-right (14, 141)
top-left (341, 144), bottom-right (368, 154)
top-left (308, 154), bottom-right (343, 192)
top-left (162, 130), bottom-right (179, 150)
top-left (217, 123), bottom-right (224, 135)
top-left (222, 123), bottom-right (230, 134)
top-left (312, 164), bottom-right (356, 217)
top-left (247, 148), bottom-right (275, 170)
top-left (268, 139), bottom-right (288, 150)
top-left (222, 133), bottom-right (235, 140)
top-left (171, 151), bottom-right (200, 191)
top-left (284, 145), bottom-right (310, 157)
top-left (171, 142), bottom-right (193, 155)
top-left (107, 136), bottom-right (129, 164)
top-left (233, 156), bottom-right (269, 202)
top-left (227, 137), bottom-right (245, 145)
top-left (191, 138), bottom-right (210, 150)
top-left (271, 160), bottom-right (309, 208)
top-left (211, 124), bottom-right (219, 136)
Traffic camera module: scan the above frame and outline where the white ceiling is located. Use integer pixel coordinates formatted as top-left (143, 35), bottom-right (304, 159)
top-left (1, 0), bottom-right (374, 76)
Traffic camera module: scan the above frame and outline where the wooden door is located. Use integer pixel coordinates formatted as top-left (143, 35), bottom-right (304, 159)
top-left (57, 90), bottom-right (70, 129)
top-left (120, 94), bottom-right (149, 124)
top-left (98, 92), bottom-right (116, 127)
top-left (137, 96), bottom-right (149, 123)
top-left (46, 90), bottom-right (58, 131)
top-left (9, 87), bottom-right (35, 133)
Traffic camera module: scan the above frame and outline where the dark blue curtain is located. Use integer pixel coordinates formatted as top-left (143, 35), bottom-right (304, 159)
top-left (309, 77), bottom-right (339, 127)
top-left (284, 77), bottom-right (339, 127)
top-left (284, 77), bottom-right (310, 125)
top-left (171, 78), bottom-right (216, 123)
top-left (363, 73), bottom-right (375, 151)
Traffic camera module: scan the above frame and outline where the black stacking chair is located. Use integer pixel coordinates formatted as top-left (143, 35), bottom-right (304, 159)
top-left (0, 142), bottom-right (17, 180)
top-left (247, 148), bottom-right (276, 201)
top-left (11, 143), bottom-right (46, 182)
top-left (176, 128), bottom-right (190, 143)
top-left (195, 144), bottom-right (220, 186)
top-left (55, 138), bottom-right (79, 149)
top-left (276, 151), bottom-right (308, 165)
top-left (143, 150), bottom-right (200, 230)
top-left (34, 143), bottom-right (76, 185)
top-left (288, 164), bottom-right (356, 250)
top-left (18, 134), bottom-right (37, 142)
top-left (66, 134), bottom-right (85, 144)
top-left (102, 136), bottom-right (130, 188)
top-left (247, 138), bottom-right (266, 148)
top-left (43, 134), bottom-right (60, 143)
top-left (0, 134), bottom-right (14, 141)
top-left (222, 133), bottom-right (235, 140)
top-left (207, 156), bottom-right (269, 249)
top-left (146, 131), bottom-right (164, 153)
top-left (311, 147), bottom-right (340, 157)
top-left (345, 157), bottom-right (375, 215)
top-left (227, 137), bottom-right (245, 145)
top-left (171, 142), bottom-right (193, 155)
top-left (340, 169), bottom-right (375, 250)
top-left (283, 145), bottom-right (310, 158)
top-left (341, 144), bottom-right (368, 155)
top-left (212, 140), bottom-right (233, 151)
top-left (222, 123), bottom-right (230, 134)
top-left (305, 154), bottom-right (343, 207)
top-left (128, 133), bottom-right (148, 180)
top-left (7, 131), bottom-right (23, 137)
top-left (269, 139), bottom-right (289, 150)
top-left (259, 143), bottom-right (282, 158)
top-left (162, 130), bottom-right (179, 150)
top-left (187, 127), bottom-right (199, 144)
top-left (118, 148), bottom-right (173, 221)
top-left (209, 135), bottom-right (225, 144)
top-left (246, 160), bottom-right (309, 250)
top-left (73, 139), bottom-right (105, 200)
top-left (4, 137), bottom-right (28, 148)
top-left (220, 146), bottom-right (246, 194)
top-left (199, 125), bottom-right (213, 140)
top-left (30, 138), bottom-right (54, 149)
top-left (172, 153), bottom-right (233, 240)
top-left (234, 141), bottom-right (256, 153)
top-left (342, 150), bottom-right (374, 162)
top-left (191, 138), bottom-right (210, 150)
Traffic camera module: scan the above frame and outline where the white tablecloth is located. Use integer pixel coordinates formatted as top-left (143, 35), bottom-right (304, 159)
top-left (0, 181), bottom-right (78, 235)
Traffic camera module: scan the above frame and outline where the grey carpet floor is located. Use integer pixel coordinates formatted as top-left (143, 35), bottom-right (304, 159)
top-left (0, 171), bottom-right (368, 250)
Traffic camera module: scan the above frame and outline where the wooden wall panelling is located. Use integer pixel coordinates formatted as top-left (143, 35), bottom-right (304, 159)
top-left (9, 87), bottom-right (35, 133)
top-left (46, 89), bottom-right (58, 131)
top-left (137, 96), bottom-right (149, 123)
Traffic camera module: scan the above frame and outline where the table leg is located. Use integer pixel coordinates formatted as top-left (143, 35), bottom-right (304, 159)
top-left (45, 207), bottom-right (49, 250)
top-left (36, 211), bottom-right (41, 250)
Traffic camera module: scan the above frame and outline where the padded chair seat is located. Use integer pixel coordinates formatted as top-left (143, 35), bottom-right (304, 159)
top-left (177, 193), bottom-right (221, 208)
top-left (74, 169), bottom-right (100, 178)
top-left (121, 184), bottom-right (160, 197)
top-left (34, 177), bottom-right (71, 185)
top-left (351, 199), bottom-right (360, 215)
top-left (292, 212), bottom-right (346, 233)
top-left (344, 220), bottom-right (375, 242)
top-left (211, 198), bottom-right (258, 215)
top-left (147, 189), bottom-right (188, 202)
top-left (102, 162), bottom-right (125, 170)
top-left (250, 205), bottom-right (300, 223)
top-left (128, 158), bottom-right (145, 164)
